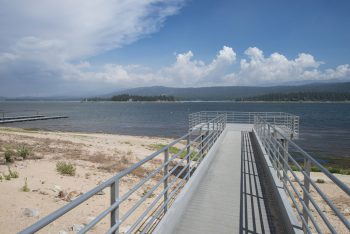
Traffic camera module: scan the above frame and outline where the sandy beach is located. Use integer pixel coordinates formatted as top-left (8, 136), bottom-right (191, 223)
top-left (0, 127), bottom-right (349, 233)
top-left (0, 127), bottom-right (181, 234)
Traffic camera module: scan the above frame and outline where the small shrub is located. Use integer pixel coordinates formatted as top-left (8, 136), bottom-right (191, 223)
top-left (141, 189), bottom-right (155, 198)
top-left (289, 164), bottom-right (301, 171)
top-left (149, 144), bottom-right (198, 161)
top-left (328, 167), bottom-right (341, 174)
top-left (316, 178), bottom-right (325, 184)
top-left (8, 168), bottom-right (19, 178)
top-left (340, 169), bottom-right (350, 175)
top-left (3, 173), bottom-right (11, 180)
top-left (0, 174), bottom-right (3, 182)
top-left (22, 178), bottom-right (30, 192)
top-left (310, 166), bottom-right (321, 172)
top-left (17, 145), bottom-right (31, 159)
top-left (56, 161), bottom-right (76, 176)
top-left (4, 148), bottom-right (14, 163)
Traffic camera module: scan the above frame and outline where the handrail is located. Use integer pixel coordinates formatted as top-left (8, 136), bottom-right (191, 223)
top-left (189, 111), bottom-right (299, 139)
top-left (20, 114), bottom-right (227, 234)
top-left (254, 116), bottom-right (350, 233)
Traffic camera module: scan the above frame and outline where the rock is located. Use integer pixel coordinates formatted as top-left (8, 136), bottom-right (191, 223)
top-left (58, 231), bottom-right (68, 234)
top-left (344, 208), bottom-right (350, 216)
top-left (23, 208), bottom-right (40, 217)
top-left (71, 224), bottom-right (85, 233)
top-left (96, 190), bottom-right (105, 195)
top-left (65, 191), bottom-right (82, 202)
top-left (120, 225), bottom-right (132, 233)
top-left (83, 216), bottom-right (96, 226)
top-left (52, 185), bottom-right (62, 193)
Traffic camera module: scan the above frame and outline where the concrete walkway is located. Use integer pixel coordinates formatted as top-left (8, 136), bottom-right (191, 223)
top-left (174, 124), bottom-right (271, 234)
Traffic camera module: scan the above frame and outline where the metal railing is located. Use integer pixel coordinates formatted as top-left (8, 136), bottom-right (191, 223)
top-left (189, 111), bottom-right (299, 139)
top-left (254, 116), bottom-right (350, 233)
top-left (20, 114), bottom-right (227, 234)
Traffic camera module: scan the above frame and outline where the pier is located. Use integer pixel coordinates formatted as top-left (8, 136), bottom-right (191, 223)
top-left (0, 115), bottom-right (67, 124)
top-left (19, 112), bottom-right (350, 234)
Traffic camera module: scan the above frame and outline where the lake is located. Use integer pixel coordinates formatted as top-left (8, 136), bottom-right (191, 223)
top-left (1, 101), bottom-right (349, 160)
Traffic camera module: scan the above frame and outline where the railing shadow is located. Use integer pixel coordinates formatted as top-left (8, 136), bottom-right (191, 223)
top-left (239, 132), bottom-right (277, 234)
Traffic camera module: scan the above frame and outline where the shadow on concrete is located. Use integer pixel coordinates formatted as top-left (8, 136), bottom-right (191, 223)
top-left (239, 132), bottom-right (288, 234)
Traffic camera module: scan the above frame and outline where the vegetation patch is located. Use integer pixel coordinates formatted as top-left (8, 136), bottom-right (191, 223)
top-left (17, 145), bottom-right (31, 159)
top-left (22, 178), bottom-right (30, 192)
top-left (148, 143), bottom-right (199, 161)
top-left (56, 161), bottom-right (76, 176)
top-left (315, 178), bottom-right (325, 184)
top-left (4, 148), bottom-right (15, 163)
top-left (289, 163), bottom-right (350, 175)
top-left (2, 167), bottom-right (19, 180)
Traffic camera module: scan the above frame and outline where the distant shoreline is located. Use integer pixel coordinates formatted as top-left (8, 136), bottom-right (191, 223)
top-left (2, 99), bottom-right (350, 103)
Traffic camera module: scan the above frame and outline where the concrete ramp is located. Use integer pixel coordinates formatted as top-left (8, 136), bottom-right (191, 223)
top-left (154, 124), bottom-right (285, 234)
top-left (174, 129), bottom-right (242, 233)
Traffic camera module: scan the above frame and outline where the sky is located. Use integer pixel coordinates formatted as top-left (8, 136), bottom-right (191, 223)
top-left (0, 0), bottom-right (350, 97)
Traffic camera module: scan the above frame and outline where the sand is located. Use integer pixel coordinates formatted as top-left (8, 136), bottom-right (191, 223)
top-left (288, 172), bottom-right (350, 233)
top-left (0, 127), bottom-right (180, 234)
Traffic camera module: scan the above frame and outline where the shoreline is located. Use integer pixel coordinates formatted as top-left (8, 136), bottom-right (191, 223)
top-left (2, 100), bottom-right (350, 103)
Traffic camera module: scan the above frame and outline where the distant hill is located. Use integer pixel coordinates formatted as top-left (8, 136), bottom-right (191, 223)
top-left (107, 82), bottom-right (350, 101)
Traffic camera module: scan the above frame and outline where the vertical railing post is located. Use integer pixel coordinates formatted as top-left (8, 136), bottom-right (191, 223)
top-left (282, 139), bottom-right (289, 187)
top-left (271, 128), bottom-right (278, 170)
top-left (111, 178), bottom-right (120, 234)
top-left (187, 134), bottom-right (191, 180)
top-left (164, 148), bottom-right (169, 213)
top-left (200, 127), bottom-right (204, 159)
top-left (303, 158), bottom-right (311, 233)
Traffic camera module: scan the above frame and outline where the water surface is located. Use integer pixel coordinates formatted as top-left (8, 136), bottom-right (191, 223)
top-left (1, 101), bottom-right (349, 160)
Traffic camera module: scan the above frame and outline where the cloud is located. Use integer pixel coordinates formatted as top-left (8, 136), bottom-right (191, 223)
top-left (228, 47), bottom-right (348, 85)
top-left (0, 1), bottom-right (349, 96)
top-left (0, 0), bottom-right (185, 96)
top-left (0, 0), bottom-right (185, 59)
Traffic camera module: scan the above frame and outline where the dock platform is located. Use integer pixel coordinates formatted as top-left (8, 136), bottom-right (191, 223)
top-left (0, 115), bottom-right (68, 124)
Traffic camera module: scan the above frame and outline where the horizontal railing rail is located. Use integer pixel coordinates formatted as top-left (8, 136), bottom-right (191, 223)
top-left (189, 111), bottom-right (299, 139)
top-left (20, 114), bottom-right (227, 234)
top-left (254, 116), bottom-right (350, 234)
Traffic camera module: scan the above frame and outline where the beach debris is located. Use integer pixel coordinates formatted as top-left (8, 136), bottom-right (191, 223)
top-left (71, 224), bottom-right (85, 233)
top-left (58, 231), bottom-right (68, 234)
top-left (58, 190), bottom-right (68, 199)
top-left (39, 190), bottom-right (49, 195)
top-left (23, 208), bottom-right (40, 217)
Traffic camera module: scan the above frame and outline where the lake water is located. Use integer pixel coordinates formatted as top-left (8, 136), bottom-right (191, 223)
top-left (1, 101), bottom-right (349, 160)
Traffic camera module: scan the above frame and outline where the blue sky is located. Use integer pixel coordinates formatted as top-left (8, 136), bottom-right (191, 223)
top-left (91, 0), bottom-right (350, 68)
top-left (0, 0), bottom-right (349, 97)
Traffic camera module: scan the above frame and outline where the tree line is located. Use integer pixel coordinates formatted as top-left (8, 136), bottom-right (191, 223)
top-left (236, 91), bottom-right (350, 102)
top-left (86, 94), bottom-right (175, 102)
